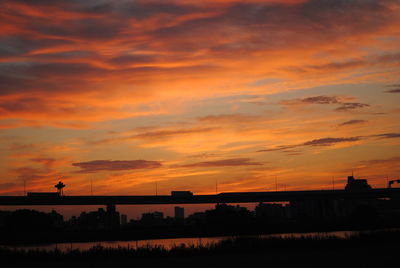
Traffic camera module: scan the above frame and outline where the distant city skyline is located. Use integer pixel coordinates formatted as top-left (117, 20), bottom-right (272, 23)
top-left (0, 0), bottom-right (400, 221)
top-left (2, 175), bottom-right (400, 220)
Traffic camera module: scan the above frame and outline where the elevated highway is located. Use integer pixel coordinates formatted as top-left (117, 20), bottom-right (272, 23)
top-left (1, 188), bottom-right (400, 206)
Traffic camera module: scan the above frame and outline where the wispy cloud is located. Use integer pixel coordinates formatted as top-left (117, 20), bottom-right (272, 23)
top-left (175, 158), bottom-right (263, 168)
top-left (133, 127), bottom-right (216, 140)
top-left (256, 145), bottom-right (299, 153)
top-left (281, 95), bottom-right (370, 112)
top-left (281, 95), bottom-right (339, 105)
top-left (301, 96), bottom-right (339, 104)
top-left (72, 160), bottom-right (162, 173)
top-left (303, 137), bottom-right (361, 146)
top-left (90, 127), bottom-right (217, 145)
top-left (338, 119), bottom-right (366, 127)
top-left (359, 156), bottom-right (400, 166)
top-left (197, 114), bottom-right (262, 124)
top-left (258, 132), bottom-right (400, 153)
top-left (373, 133), bottom-right (400, 139)
top-left (335, 103), bottom-right (370, 112)
top-left (385, 89), bottom-right (400, 93)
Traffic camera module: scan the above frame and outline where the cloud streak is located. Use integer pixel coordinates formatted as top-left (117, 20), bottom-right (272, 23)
top-left (257, 136), bottom-right (361, 152)
top-left (301, 96), bottom-right (339, 104)
top-left (303, 137), bottom-right (361, 146)
top-left (258, 132), bottom-right (400, 153)
top-left (90, 127), bottom-right (217, 145)
top-left (374, 133), bottom-right (400, 139)
top-left (385, 89), bottom-right (400, 93)
top-left (338, 120), bottom-right (366, 127)
top-left (335, 103), bottom-right (370, 112)
top-left (72, 160), bottom-right (162, 173)
top-left (281, 95), bottom-right (370, 112)
top-left (176, 158), bottom-right (263, 168)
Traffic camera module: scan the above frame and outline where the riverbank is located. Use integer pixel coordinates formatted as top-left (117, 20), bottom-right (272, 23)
top-left (2, 230), bottom-right (399, 267)
top-left (1, 221), bottom-right (395, 246)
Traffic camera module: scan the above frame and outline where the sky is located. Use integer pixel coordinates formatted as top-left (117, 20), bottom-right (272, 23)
top-left (0, 0), bottom-right (400, 218)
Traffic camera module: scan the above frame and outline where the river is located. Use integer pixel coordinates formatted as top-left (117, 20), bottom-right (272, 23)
top-left (1, 229), bottom-right (372, 252)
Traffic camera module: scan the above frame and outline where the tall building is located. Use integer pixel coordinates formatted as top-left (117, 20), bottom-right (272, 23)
top-left (106, 204), bottom-right (120, 229)
top-left (174, 206), bottom-right (184, 220)
top-left (120, 214), bottom-right (128, 225)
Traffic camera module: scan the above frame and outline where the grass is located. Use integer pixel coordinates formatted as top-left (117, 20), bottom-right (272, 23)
top-left (1, 230), bottom-right (399, 259)
top-left (0, 230), bottom-right (399, 268)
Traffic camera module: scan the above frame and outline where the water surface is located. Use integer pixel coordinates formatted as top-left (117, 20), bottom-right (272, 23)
top-left (2, 229), bottom-right (367, 252)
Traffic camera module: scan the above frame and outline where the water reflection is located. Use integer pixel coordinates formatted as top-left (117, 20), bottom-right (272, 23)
top-left (2, 230), bottom-right (371, 252)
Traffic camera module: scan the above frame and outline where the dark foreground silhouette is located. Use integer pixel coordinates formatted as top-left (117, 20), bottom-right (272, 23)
top-left (2, 230), bottom-right (399, 267)
top-left (3, 176), bottom-right (400, 245)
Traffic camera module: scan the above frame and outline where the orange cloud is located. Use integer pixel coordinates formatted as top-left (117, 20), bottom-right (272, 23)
top-left (0, 0), bottom-right (399, 126)
top-left (0, 0), bottom-right (399, 199)
top-left (72, 159), bottom-right (162, 173)
top-left (175, 158), bottom-right (263, 168)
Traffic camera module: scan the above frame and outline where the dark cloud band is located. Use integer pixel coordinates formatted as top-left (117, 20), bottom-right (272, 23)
top-left (72, 160), bottom-right (162, 173)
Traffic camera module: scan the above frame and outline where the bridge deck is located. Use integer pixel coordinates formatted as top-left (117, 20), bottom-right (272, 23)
top-left (1, 188), bottom-right (400, 206)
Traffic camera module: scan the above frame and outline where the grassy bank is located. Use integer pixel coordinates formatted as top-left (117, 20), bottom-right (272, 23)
top-left (1, 230), bottom-right (399, 267)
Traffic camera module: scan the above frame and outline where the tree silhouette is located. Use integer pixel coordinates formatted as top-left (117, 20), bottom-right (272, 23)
top-left (54, 181), bottom-right (65, 196)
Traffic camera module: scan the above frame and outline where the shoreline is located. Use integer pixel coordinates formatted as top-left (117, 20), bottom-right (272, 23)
top-left (1, 225), bottom-right (398, 247)
top-left (2, 229), bottom-right (400, 267)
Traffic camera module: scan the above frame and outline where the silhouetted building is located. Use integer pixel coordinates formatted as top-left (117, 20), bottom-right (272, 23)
top-left (0, 211), bottom-right (9, 227)
top-left (141, 211), bottom-right (164, 225)
top-left (290, 199), bottom-right (339, 222)
top-left (255, 203), bottom-right (289, 222)
top-left (120, 214), bottom-right (128, 225)
top-left (174, 206), bottom-right (184, 220)
top-left (75, 208), bottom-right (107, 229)
top-left (289, 176), bottom-right (375, 222)
top-left (0, 209), bottom-right (64, 231)
top-left (71, 206), bottom-right (120, 230)
top-left (49, 209), bottom-right (64, 227)
top-left (345, 176), bottom-right (372, 191)
top-left (106, 204), bottom-right (120, 229)
top-left (186, 212), bottom-right (206, 225)
top-left (206, 204), bottom-right (253, 228)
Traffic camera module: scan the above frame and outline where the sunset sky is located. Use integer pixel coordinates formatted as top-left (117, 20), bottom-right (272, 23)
top-left (1, 0), bottom-right (400, 215)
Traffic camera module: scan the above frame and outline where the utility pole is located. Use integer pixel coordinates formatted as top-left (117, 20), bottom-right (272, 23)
top-left (90, 178), bottom-right (93, 196)
top-left (155, 181), bottom-right (158, 196)
top-left (215, 178), bottom-right (218, 194)
top-left (275, 176), bottom-right (278, 192)
top-left (332, 176), bottom-right (335, 190)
